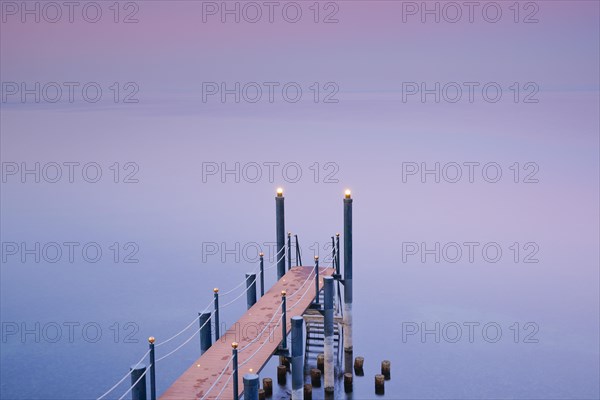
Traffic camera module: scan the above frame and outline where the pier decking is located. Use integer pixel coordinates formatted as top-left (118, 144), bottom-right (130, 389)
top-left (161, 266), bottom-right (334, 400)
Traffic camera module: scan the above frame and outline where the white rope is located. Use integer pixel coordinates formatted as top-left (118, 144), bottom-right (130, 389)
top-left (239, 259), bottom-right (322, 354)
top-left (215, 367), bottom-right (236, 400)
top-left (219, 279), bottom-right (247, 297)
top-left (199, 356), bottom-right (234, 400)
top-left (268, 245), bottom-right (286, 262)
top-left (156, 314), bottom-right (200, 348)
top-left (264, 250), bottom-right (286, 271)
top-left (96, 349), bottom-right (150, 400)
top-left (219, 244), bottom-right (284, 298)
top-left (117, 363), bottom-right (151, 400)
top-left (239, 310), bottom-right (283, 367)
top-left (156, 311), bottom-right (213, 363)
top-left (238, 303), bottom-right (283, 352)
top-left (219, 275), bottom-right (257, 309)
top-left (289, 267), bottom-right (332, 310)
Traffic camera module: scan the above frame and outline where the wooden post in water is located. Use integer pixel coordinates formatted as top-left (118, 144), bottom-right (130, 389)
top-left (277, 365), bottom-right (287, 385)
top-left (243, 374), bottom-right (260, 400)
top-left (259, 252), bottom-right (265, 297)
top-left (275, 188), bottom-right (285, 280)
top-left (280, 290), bottom-right (287, 350)
top-left (304, 384), bottom-right (312, 400)
top-left (314, 256), bottom-right (320, 304)
top-left (316, 354), bottom-right (324, 373)
top-left (148, 337), bottom-right (156, 400)
top-left (310, 369), bottom-right (321, 387)
top-left (130, 364), bottom-right (147, 400)
top-left (323, 276), bottom-right (334, 394)
top-left (291, 316), bottom-right (304, 399)
top-left (344, 373), bottom-right (353, 393)
top-left (335, 233), bottom-right (340, 275)
top-left (232, 343), bottom-right (239, 400)
top-left (381, 360), bottom-right (391, 380)
top-left (198, 313), bottom-right (212, 353)
top-left (246, 273), bottom-right (257, 309)
top-left (354, 356), bottom-right (364, 376)
top-left (375, 374), bottom-right (385, 395)
top-left (343, 190), bottom-right (353, 353)
top-left (262, 378), bottom-right (273, 396)
top-left (287, 232), bottom-right (292, 270)
top-left (213, 288), bottom-right (220, 339)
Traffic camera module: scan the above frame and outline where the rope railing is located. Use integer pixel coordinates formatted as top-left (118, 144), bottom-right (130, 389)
top-left (117, 364), bottom-right (151, 400)
top-left (199, 356), bottom-right (234, 400)
top-left (239, 314), bottom-right (282, 368)
top-left (155, 294), bottom-right (214, 348)
top-left (289, 268), bottom-right (327, 311)
top-left (96, 349), bottom-right (151, 400)
top-left (239, 260), bottom-right (329, 357)
top-left (155, 311), bottom-right (214, 363)
top-left (219, 246), bottom-right (285, 297)
top-left (214, 367), bottom-right (236, 400)
top-left (238, 303), bottom-right (283, 353)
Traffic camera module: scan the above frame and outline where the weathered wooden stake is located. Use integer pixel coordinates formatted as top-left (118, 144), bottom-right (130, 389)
top-left (323, 276), bottom-right (334, 394)
top-left (262, 378), bottom-right (273, 397)
top-left (258, 389), bottom-right (266, 400)
top-left (381, 360), bottom-right (391, 380)
top-left (304, 384), bottom-right (312, 400)
top-left (354, 356), bottom-right (364, 376)
top-left (316, 354), bottom-right (324, 373)
top-left (291, 316), bottom-right (304, 399)
top-left (277, 365), bottom-right (287, 385)
top-left (243, 374), bottom-right (260, 400)
top-left (310, 368), bottom-right (321, 387)
top-left (344, 372), bottom-right (353, 393)
top-left (130, 364), bottom-right (147, 400)
top-left (375, 374), bottom-right (385, 395)
top-left (275, 188), bottom-right (285, 280)
top-left (279, 355), bottom-right (290, 372)
top-left (246, 273), bottom-right (257, 309)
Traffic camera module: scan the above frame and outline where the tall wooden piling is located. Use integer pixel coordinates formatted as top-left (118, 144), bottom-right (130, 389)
top-left (244, 374), bottom-right (260, 400)
top-left (148, 337), bottom-right (156, 400)
top-left (213, 288), bottom-right (220, 339)
top-left (259, 252), bottom-right (265, 297)
top-left (130, 364), bottom-right (147, 400)
top-left (275, 188), bottom-right (285, 280)
top-left (246, 273), bottom-right (257, 309)
top-left (198, 312), bottom-right (212, 353)
top-left (232, 343), bottom-right (239, 400)
top-left (323, 276), bottom-right (335, 393)
top-left (343, 190), bottom-right (353, 353)
top-left (291, 316), bottom-right (304, 399)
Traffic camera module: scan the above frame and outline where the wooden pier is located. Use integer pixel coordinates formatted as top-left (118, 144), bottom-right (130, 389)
top-left (160, 266), bottom-right (334, 400)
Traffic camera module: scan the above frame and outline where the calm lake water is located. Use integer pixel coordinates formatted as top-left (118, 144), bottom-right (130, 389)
top-left (1, 1), bottom-right (599, 398)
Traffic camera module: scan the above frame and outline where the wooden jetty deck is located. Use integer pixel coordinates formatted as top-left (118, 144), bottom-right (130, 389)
top-left (161, 266), bottom-right (334, 400)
